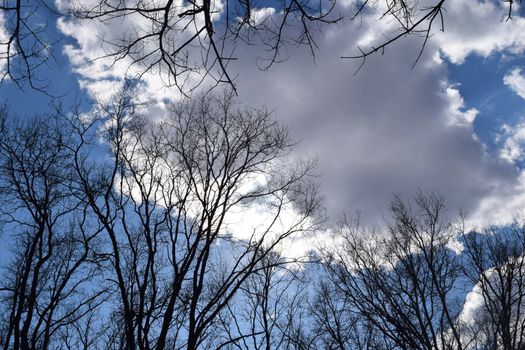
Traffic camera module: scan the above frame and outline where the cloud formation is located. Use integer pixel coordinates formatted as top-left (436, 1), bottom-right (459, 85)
top-left (56, 0), bottom-right (525, 227)
top-left (229, 0), bottom-right (524, 225)
top-left (504, 67), bottom-right (525, 100)
top-left (436, 1), bottom-right (525, 64)
top-left (499, 122), bottom-right (525, 163)
top-left (0, 13), bottom-right (8, 77)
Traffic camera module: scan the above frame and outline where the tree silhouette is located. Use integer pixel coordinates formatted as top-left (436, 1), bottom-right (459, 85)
top-left (1, 0), bottom-right (520, 94)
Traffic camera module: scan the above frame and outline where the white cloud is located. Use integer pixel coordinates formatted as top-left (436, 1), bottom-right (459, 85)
top-left (337, 0), bottom-right (525, 65)
top-left (499, 122), bottom-right (525, 163)
top-left (436, 1), bottom-right (525, 64)
top-left (459, 284), bottom-right (484, 325)
top-left (0, 13), bottom-right (9, 77)
top-left (472, 172), bottom-right (525, 226)
top-left (224, 197), bottom-right (318, 259)
top-left (471, 120), bottom-right (525, 227)
top-left (238, 7), bottom-right (276, 26)
top-left (504, 67), bottom-right (525, 99)
top-left (56, 0), bottom-right (219, 106)
top-left (113, 136), bottom-right (318, 260)
top-left (55, 0), bottom-right (525, 228)
top-left (445, 84), bottom-right (479, 126)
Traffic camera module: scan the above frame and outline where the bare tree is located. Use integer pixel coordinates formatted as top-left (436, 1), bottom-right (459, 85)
top-left (320, 193), bottom-right (468, 350)
top-left (5, 88), bottom-right (525, 350)
top-left (0, 108), bottom-right (105, 350)
top-left (309, 278), bottom-right (381, 350)
top-left (65, 0), bottom-right (340, 94)
top-left (0, 0), bottom-right (59, 91)
top-left (1, 0), bottom-right (520, 94)
top-left (65, 0), bottom-right (519, 93)
top-left (217, 250), bottom-right (311, 350)
top-left (66, 88), bottom-right (321, 350)
top-left (462, 220), bottom-right (525, 350)
top-left (343, 0), bottom-right (523, 70)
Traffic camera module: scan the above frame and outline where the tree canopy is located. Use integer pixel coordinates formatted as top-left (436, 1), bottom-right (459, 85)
top-left (0, 0), bottom-right (519, 95)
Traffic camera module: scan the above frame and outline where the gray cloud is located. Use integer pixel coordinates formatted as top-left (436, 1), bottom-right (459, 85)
top-left (57, 0), bottom-right (525, 225)
top-left (232, 20), bottom-right (521, 224)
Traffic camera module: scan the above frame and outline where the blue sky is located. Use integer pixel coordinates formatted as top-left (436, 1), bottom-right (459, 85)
top-left (448, 54), bottom-right (525, 156)
top-left (0, 6), bottom-right (89, 116)
top-left (2, 0), bottom-right (525, 227)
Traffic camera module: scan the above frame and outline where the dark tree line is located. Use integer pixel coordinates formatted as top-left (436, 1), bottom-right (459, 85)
top-left (1, 0), bottom-right (521, 94)
top-left (314, 193), bottom-right (525, 350)
top-left (1, 92), bottom-right (525, 349)
top-left (462, 223), bottom-right (525, 349)
top-left (0, 90), bottom-right (322, 350)
top-left (0, 107), bottom-right (107, 350)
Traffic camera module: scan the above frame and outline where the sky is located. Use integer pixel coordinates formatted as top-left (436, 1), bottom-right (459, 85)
top-left (2, 0), bottom-right (525, 229)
